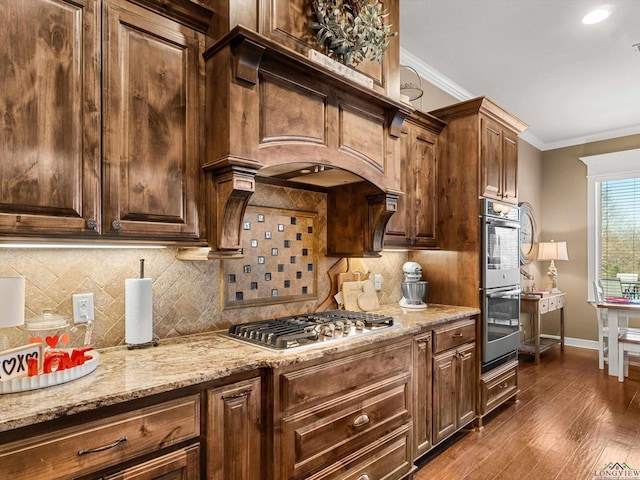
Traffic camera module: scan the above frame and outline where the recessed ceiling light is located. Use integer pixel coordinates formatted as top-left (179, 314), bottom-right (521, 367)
top-left (582, 6), bottom-right (612, 24)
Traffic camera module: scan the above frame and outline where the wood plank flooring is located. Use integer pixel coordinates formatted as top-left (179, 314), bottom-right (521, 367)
top-left (415, 347), bottom-right (640, 480)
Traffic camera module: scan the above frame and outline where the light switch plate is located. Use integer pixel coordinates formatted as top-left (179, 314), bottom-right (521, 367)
top-left (374, 274), bottom-right (382, 291)
top-left (72, 293), bottom-right (94, 324)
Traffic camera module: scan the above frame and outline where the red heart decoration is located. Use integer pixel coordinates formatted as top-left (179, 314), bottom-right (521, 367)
top-left (29, 337), bottom-right (42, 344)
top-left (45, 335), bottom-right (59, 348)
top-left (60, 333), bottom-right (70, 346)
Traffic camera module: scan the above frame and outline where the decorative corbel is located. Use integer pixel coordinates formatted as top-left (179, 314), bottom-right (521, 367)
top-left (365, 192), bottom-right (399, 254)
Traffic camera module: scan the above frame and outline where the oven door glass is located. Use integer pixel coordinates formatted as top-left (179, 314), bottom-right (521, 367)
top-left (483, 286), bottom-right (521, 363)
top-left (484, 218), bottom-right (520, 287)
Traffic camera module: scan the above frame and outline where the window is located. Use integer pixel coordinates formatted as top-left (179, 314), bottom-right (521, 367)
top-left (582, 149), bottom-right (640, 301)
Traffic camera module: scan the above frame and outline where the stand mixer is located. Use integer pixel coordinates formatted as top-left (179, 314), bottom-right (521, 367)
top-left (399, 261), bottom-right (429, 309)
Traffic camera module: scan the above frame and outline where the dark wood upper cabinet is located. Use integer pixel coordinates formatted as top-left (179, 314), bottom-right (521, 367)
top-left (102, 0), bottom-right (203, 240)
top-left (0, 0), bottom-right (101, 237)
top-left (385, 110), bottom-right (446, 250)
top-left (0, 0), bottom-right (207, 243)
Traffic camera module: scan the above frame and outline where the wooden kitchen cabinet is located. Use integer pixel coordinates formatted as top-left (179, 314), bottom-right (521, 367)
top-left (479, 116), bottom-right (519, 203)
top-left (431, 319), bottom-right (476, 445)
top-left (0, 394), bottom-right (201, 480)
top-left (273, 338), bottom-right (414, 480)
top-left (385, 111), bottom-right (446, 250)
top-left (0, 0), bottom-right (101, 238)
top-left (0, 0), bottom-right (207, 243)
top-left (413, 332), bottom-right (433, 458)
top-left (206, 376), bottom-right (262, 480)
top-left (430, 96), bottom-right (526, 207)
top-left (103, 443), bottom-right (200, 480)
top-left (101, 0), bottom-right (203, 240)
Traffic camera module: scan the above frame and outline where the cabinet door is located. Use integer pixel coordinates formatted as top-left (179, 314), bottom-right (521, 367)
top-left (103, 444), bottom-right (200, 480)
top-left (432, 349), bottom-right (457, 445)
top-left (501, 132), bottom-right (518, 203)
top-left (102, 0), bottom-right (202, 240)
top-left (413, 333), bottom-right (432, 457)
top-left (207, 377), bottom-right (262, 480)
top-left (384, 126), bottom-right (411, 246)
top-left (457, 343), bottom-right (476, 427)
top-left (385, 120), bottom-right (438, 249)
top-left (479, 116), bottom-right (503, 201)
top-left (412, 127), bottom-right (438, 248)
top-left (0, 0), bottom-right (101, 236)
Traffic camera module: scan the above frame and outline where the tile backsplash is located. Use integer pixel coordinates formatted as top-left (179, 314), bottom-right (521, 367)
top-left (0, 184), bottom-right (408, 349)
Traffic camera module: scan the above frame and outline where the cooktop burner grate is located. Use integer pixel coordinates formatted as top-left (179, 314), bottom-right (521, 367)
top-left (224, 310), bottom-right (398, 351)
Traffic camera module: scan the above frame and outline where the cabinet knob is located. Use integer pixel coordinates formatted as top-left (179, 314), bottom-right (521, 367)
top-left (352, 413), bottom-right (370, 428)
top-left (357, 475), bottom-right (370, 480)
top-left (86, 218), bottom-right (97, 230)
top-left (111, 220), bottom-right (122, 231)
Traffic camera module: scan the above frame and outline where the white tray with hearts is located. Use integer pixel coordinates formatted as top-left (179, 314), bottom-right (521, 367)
top-left (0, 346), bottom-right (99, 394)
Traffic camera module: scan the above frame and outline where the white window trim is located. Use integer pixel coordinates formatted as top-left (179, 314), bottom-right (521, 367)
top-left (580, 148), bottom-right (640, 302)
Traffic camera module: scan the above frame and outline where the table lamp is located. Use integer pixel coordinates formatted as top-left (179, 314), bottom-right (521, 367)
top-left (0, 276), bottom-right (25, 351)
top-left (537, 240), bottom-right (569, 293)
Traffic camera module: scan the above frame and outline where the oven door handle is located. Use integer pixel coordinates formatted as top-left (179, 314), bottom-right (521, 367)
top-left (485, 218), bottom-right (520, 229)
top-left (488, 288), bottom-right (522, 298)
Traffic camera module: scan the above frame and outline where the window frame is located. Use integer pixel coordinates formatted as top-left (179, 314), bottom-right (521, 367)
top-left (581, 148), bottom-right (640, 302)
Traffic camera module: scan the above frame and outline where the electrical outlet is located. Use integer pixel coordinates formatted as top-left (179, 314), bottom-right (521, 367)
top-left (73, 293), bottom-right (94, 324)
top-left (374, 274), bottom-right (382, 291)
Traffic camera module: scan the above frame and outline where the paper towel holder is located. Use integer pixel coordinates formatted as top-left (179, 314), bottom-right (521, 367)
top-left (125, 259), bottom-right (159, 350)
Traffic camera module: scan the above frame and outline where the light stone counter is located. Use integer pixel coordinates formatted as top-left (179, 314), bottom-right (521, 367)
top-left (0, 303), bottom-right (478, 434)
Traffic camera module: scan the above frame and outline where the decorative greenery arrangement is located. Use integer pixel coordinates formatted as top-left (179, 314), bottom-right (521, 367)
top-left (310, 0), bottom-right (397, 66)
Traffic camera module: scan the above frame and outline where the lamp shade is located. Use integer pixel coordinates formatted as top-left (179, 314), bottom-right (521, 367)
top-left (0, 276), bottom-right (25, 328)
top-left (537, 241), bottom-right (569, 261)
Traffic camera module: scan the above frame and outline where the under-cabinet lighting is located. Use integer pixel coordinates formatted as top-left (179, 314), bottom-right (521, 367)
top-left (582, 6), bottom-right (612, 24)
top-left (0, 243), bottom-right (166, 249)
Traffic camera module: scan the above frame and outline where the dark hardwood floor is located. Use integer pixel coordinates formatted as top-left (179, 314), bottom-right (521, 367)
top-left (415, 347), bottom-right (640, 480)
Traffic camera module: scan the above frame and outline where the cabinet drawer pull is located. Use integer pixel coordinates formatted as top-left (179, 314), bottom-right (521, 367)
top-left (498, 382), bottom-right (509, 389)
top-left (78, 436), bottom-right (127, 456)
top-left (352, 413), bottom-right (370, 428)
top-left (222, 388), bottom-right (252, 400)
top-left (357, 474), bottom-right (370, 480)
top-left (112, 220), bottom-right (122, 231)
top-left (452, 332), bottom-right (464, 338)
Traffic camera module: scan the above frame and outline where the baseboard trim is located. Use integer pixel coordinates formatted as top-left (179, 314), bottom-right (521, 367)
top-left (540, 334), bottom-right (640, 365)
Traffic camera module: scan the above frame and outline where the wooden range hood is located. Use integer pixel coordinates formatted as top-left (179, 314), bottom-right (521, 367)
top-left (202, 26), bottom-right (412, 258)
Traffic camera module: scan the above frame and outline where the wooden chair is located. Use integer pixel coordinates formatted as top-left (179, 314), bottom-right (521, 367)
top-left (593, 280), bottom-right (629, 370)
top-left (618, 331), bottom-right (640, 382)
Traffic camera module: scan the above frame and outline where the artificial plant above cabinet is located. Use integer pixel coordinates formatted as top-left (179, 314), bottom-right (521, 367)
top-left (0, 0), bottom-right (209, 243)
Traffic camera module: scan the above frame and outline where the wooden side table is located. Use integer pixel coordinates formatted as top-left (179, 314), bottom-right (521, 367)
top-left (519, 292), bottom-right (566, 364)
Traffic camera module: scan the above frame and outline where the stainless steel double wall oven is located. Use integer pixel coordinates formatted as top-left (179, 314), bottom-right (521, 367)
top-left (481, 198), bottom-right (521, 372)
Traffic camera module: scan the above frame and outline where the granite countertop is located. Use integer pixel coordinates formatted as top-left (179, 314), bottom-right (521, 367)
top-left (0, 303), bottom-right (479, 434)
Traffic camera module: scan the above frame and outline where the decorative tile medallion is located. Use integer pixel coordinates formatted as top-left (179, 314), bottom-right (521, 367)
top-left (223, 206), bottom-right (319, 309)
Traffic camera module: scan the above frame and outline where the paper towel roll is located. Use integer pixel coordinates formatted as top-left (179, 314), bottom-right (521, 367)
top-left (125, 278), bottom-right (153, 345)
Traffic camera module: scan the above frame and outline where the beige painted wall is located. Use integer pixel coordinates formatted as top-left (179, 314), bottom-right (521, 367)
top-left (540, 134), bottom-right (640, 342)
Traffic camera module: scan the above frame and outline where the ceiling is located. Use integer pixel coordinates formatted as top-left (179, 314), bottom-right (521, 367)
top-left (399, 0), bottom-right (640, 151)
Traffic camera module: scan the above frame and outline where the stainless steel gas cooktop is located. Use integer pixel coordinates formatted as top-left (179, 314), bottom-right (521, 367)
top-left (222, 310), bottom-right (401, 351)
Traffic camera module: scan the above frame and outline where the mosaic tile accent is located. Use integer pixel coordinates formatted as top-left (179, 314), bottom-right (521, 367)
top-left (222, 206), bottom-right (318, 309)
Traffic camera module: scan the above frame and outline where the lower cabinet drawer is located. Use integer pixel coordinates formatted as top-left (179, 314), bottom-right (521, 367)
top-left (480, 361), bottom-right (518, 415)
top-left (306, 424), bottom-right (414, 480)
top-left (103, 443), bottom-right (200, 480)
top-left (433, 319), bottom-right (475, 354)
top-left (0, 395), bottom-right (200, 480)
top-left (281, 375), bottom-right (411, 480)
